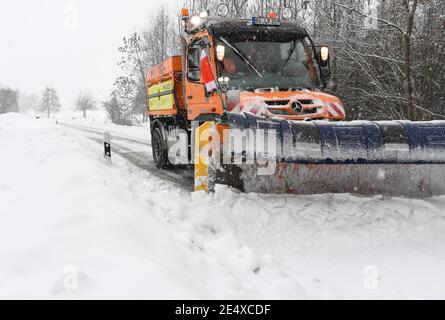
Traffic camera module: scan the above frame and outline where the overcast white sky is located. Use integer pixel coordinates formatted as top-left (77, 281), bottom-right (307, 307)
top-left (0, 0), bottom-right (178, 108)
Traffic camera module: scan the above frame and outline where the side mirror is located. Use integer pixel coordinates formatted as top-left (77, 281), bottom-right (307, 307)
top-left (188, 44), bottom-right (201, 81)
top-left (318, 46), bottom-right (331, 85)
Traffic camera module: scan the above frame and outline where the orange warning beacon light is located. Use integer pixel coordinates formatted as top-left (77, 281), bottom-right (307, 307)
top-left (181, 8), bottom-right (190, 19)
top-left (267, 11), bottom-right (277, 19)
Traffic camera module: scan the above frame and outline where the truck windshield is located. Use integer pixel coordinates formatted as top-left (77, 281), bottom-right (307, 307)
top-left (215, 35), bottom-right (319, 91)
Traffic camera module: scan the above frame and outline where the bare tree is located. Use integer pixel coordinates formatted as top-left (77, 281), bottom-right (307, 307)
top-left (309, 0), bottom-right (444, 120)
top-left (103, 93), bottom-right (132, 126)
top-left (113, 5), bottom-right (179, 124)
top-left (0, 87), bottom-right (19, 114)
top-left (38, 86), bottom-right (61, 118)
top-left (111, 0), bottom-right (444, 123)
top-left (75, 91), bottom-right (96, 118)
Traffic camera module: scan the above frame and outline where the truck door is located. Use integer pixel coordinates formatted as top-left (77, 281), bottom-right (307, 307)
top-left (185, 39), bottom-right (223, 120)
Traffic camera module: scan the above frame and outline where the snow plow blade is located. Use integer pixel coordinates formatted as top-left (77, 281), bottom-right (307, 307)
top-left (196, 112), bottom-right (445, 198)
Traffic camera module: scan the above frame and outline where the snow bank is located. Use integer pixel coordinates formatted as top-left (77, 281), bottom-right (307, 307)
top-left (142, 183), bottom-right (445, 299)
top-left (0, 114), bottom-right (200, 299)
top-left (56, 109), bottom-right (150, 142)
top-left (1, 113), bottom-right (445, 299)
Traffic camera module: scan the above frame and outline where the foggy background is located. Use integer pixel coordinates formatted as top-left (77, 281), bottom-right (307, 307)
top-left (0, 0), bottom-right (176, 108)
top-left (1, 0), bottom-right (443, 121)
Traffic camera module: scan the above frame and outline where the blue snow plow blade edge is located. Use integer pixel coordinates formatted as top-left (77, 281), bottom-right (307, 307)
top-left (219, 112), bottom-right (445, 165)
top-left (215, 112), bottom-right (445, 197)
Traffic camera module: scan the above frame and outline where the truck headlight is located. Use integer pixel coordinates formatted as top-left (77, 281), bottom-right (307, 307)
top-left (190, 15), bottom-right (202, 26)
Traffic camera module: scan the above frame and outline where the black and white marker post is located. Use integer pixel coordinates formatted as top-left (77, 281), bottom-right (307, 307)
top-left (104, 131), bottom-right (111, 163)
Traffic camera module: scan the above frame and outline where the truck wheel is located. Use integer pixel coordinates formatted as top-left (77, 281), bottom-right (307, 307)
top-left (152, 126), bottom-right (170, 169)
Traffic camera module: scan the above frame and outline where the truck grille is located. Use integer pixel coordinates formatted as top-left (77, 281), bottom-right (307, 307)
top-left (265, 99), bottom-right (320, 115)
top-left (264, 100), bottom-right (290, 106)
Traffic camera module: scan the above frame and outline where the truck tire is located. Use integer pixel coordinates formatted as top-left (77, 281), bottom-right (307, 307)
top-left (152, 126), bottom-right (170, 169)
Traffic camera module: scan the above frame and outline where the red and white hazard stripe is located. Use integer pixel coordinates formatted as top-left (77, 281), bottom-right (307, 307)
top-left (200, 50), bottom-right (217, 92)
top-left (327, 102), bottom-right (346, 118)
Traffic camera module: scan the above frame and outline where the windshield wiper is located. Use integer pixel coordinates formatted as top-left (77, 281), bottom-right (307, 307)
top-left (280, 41), bottom-right (298, 73)
top-left (219, 37), bottom-right (264, 79)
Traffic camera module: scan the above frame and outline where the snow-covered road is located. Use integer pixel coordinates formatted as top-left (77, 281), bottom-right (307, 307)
top-left (1, 113), bottom-right (445, 299)
top-left (59, 121), bottom-right (195, 191)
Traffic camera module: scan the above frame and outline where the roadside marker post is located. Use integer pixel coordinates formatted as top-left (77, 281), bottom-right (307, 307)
top-left (104, 131), bottom-right (111, 163)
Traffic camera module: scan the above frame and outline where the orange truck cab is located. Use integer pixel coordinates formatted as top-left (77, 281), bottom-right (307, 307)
top-left (147, 11), bottom-right (345, 168)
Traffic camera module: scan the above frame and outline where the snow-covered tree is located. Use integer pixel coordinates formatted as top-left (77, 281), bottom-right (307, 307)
top-left (300, 0), bottom-right (445, 120)
top-left (75, 91), bottom-right (96, 118)
top-left (112, 5), bottom-right (179, 124)
top-left (38, 86), bottom-right (61, 117)
top-left (110, 0), bottom-right (444, 122)
top-left (103, 93), bottom-right (133, 125)
top-left (0, 87), bottom-right (19, 114)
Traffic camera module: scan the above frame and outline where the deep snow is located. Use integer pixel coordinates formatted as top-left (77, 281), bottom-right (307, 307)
top-left (1, 112), bottom-right (445, 299)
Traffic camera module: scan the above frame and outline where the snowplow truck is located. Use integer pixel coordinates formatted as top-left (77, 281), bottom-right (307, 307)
top-left (146, 7), bottom-right (445, 198)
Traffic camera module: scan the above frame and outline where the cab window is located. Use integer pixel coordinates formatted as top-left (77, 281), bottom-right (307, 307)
top-left (188, 43), bottom-right (201, 81)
